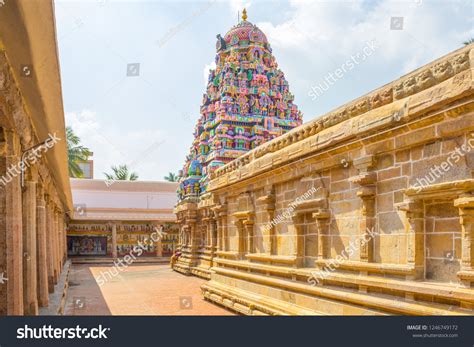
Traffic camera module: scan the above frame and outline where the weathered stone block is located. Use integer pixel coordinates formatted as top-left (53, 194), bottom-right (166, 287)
top-left (374, 234), bottom-right (405, 264)
top-left (395, 150), bottom-right (410, 162)
top-left (377, 177), bottom-right (407, 194)
top-left (425, 202), bottom-right (458, 218)
top-left (378, 167), bottom-right (401, 181)
top-left (377, 193), bottom-right (394, 213)
top-left (411, 145), bottom-right (423, 161)
top-left (410, 154), bottom-right (471, 186)
top-left (378, 211), bottom-right (404, 234)
top-left (395, 126), bottom-right (436, 149)
top-left (438, 114), bottom-right (474, 137)
top-left (434, 218), bottom-right (461, 233)
top-left (423, 141), bottom-right (441, 157)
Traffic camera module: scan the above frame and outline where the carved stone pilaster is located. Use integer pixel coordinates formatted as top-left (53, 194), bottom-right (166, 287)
top-left (111, 223), bottom-right (117, 259)
top-left (35, 183), bottom-right (48, 307)
top-left (349, 155), bottom-right (376, 263)
top-left (312, 209), bottom-right (331, 261)
top-left (244, 220), bottom-right (255, 255)
top-left (0, 130), bottom-right (24, 314)
top-left (232, 210), bottom-right (254, 259)
top-left (22, 178), bottom-right (37, 315)
top-left (212, 203), bottom-right (227, 251)
top-left (257, 186), bottom-right (276, 255)
top-left (396, 200), bottom-right (424, 280)
top-left (454, 194), bottom-right (474, 285)
top-left (291, 197), bottom-right (328, 268)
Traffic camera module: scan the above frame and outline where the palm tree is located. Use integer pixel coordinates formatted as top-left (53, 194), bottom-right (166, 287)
top-left (104, 164), bottom-right (138, 181)
top-left (66, 126), bottom-right (91, 178)
top-left (464, 38), bottom-right (474, 45)
top-left (164, 172), bottom-right (178, 182)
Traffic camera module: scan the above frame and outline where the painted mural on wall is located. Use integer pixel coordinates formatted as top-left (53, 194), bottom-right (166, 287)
top-left (67, 236), bottom-right (107, 256)
top-left (178, 10), bottom-right (303, 200)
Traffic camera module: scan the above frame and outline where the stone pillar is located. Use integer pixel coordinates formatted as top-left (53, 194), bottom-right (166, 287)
top-left (291, 212), bottom-right (306, 268)
top-left (62, 217), bottom-right (67, 263)
top-left (58, 213), bottom-right (64, 266)
top-left (358, 188), bottom-right (376, 262)
top-left (178, 225), bottom-right (183, 248)
top-left (258, 190), bottom-right (275, 255)
top-left (202, 220), bottom-right (208, 248)
top-left (220, 215), bottom-right (228, 251)
top-left (210, 217), bottom-right (217, 266)
top-left (22, 179), bottom-right (38, 315)
top-left (0, 130), bottom-right (24, 315)
top-left (222, 215), bottom-right (228, 251)
top-left (111, 223), bottom-right (117, 259)
top-left (45, 198), bottom-right (54, 291)
top-left (235, 220), bottom-right (244, 257)
top-left (453, 195), bottom-right (474, 307)
top-left (189, 222), bottom-right (197, 248)
top-left (454, 195), bottom-right (474, 275)
top-left (397, 200), bottom-right (424, 280)
top-left (52, 208), bottom-right (59, 282)
top-left (213, 204), bottom-right (227, 251)
top-left (52, 206), bottom-right (59, 284)
top-left (57, 211), bottom-right (63, 270)
top-left (55, 210), bottom-right (61, 273)
top-left (210, 218), bottom-right (217, 250)
top-left (313, 209), bottom-right (331, 260)
top-left (349, 155), bottom-right (376, 263)
top-left (156, 238), bottom-right (163, 257)
top-left (155, 225), bottom-right (163, 257)
top-left (243, 220), bottom-right (254, 254)
top-left (216, 218), bottom-right (223, 251)
top-left (36, 186), bottom-right (48, 307)
top-left (206, 220), bottom-right (211, 247)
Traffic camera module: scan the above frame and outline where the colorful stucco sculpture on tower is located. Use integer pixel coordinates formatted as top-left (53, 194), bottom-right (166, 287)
top-left (178, 9), bottom-right (302, 201)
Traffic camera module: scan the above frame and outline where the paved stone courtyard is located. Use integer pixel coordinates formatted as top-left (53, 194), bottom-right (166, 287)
top-left (65, 264), bottom-right (234, 315)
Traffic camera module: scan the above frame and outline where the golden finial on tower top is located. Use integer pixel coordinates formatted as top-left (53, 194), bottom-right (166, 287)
top-left (242, 8), bottom-right (247, 21)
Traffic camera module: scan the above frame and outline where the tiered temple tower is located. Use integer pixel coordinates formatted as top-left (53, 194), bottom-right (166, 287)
top-left (174, 10), bottom-right (303, 278)
top-left (178, 9), bottom-right (302, 201)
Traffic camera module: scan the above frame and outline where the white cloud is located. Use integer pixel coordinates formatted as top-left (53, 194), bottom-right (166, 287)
top-left (260, 0), bottom-right (471, 61)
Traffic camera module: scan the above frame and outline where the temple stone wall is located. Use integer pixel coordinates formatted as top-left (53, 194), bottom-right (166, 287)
top-left (174, 44), bottom-right (474, 315)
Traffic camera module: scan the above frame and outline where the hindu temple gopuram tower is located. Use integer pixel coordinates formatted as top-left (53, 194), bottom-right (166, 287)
top-left (177, 9), bottom-right (302, 201)
top-left (175, 10), bottom-right (302, 278)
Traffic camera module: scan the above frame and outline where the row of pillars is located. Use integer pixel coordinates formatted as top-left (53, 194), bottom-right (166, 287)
top-left (0, 130), bottom-right (66, 315)
top-left (21, 180), bottom-right (66, 315)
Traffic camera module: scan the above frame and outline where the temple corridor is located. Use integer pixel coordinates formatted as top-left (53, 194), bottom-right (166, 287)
top-left (64, 264), bottom-right (234, 316)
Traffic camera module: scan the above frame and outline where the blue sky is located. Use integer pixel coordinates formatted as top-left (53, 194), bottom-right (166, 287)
top-left (54, 0), bottom-right (473, 181)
